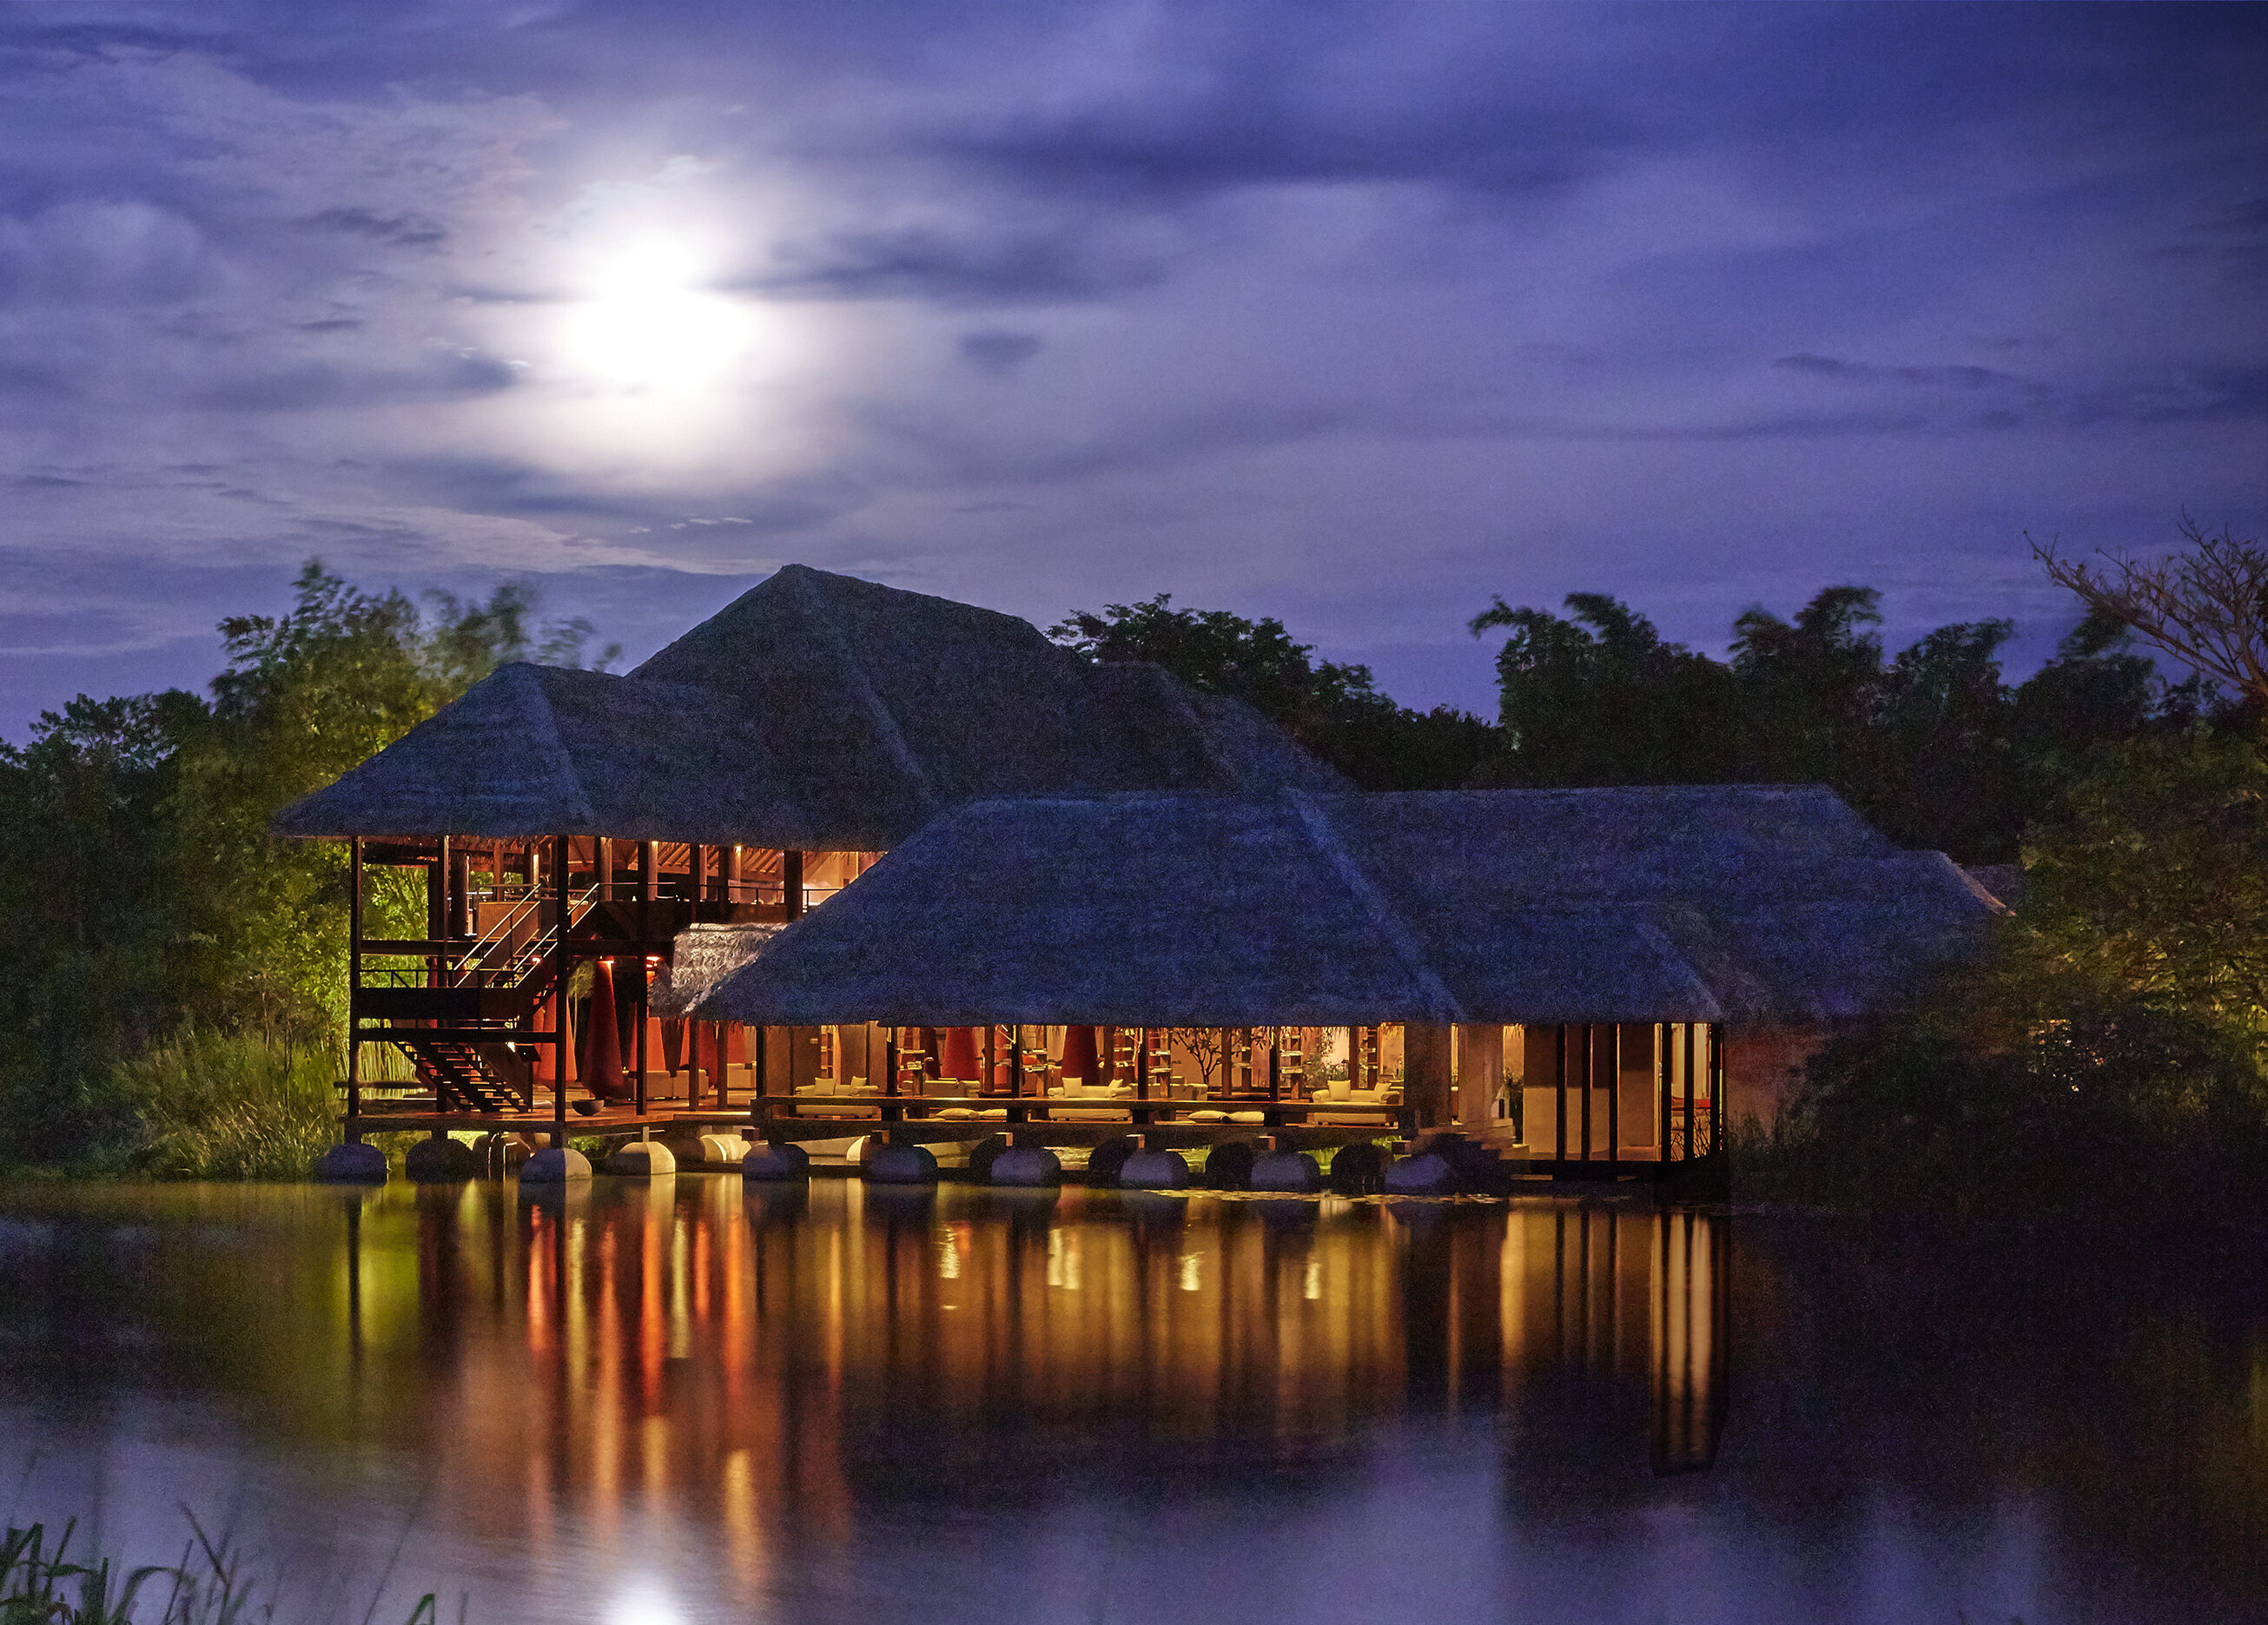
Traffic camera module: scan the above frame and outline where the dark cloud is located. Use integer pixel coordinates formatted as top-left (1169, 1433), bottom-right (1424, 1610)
top-left (957, 330), bottom-right (1043, 373)
top-left (193, 353), bottom-right (522, 412)
top-left (301, 207), bottom-right (447, 247)
top-left (0, 0), bottom-right (2261, 735)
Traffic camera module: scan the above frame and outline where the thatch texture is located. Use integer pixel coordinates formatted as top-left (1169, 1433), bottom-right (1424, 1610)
top-left (272, 663), bottom-right (822, 843)
top-left (277, 564), bottom-right (1342, 845)
top-left (695, 785), bottom-right (2003, 1028)
top-left (650, 923), bottom-right (784, 1019)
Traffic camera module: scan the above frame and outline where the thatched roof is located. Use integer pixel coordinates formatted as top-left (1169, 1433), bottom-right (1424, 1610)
top-left (276, 564), bottom-right (1342, 846)
top-left (271, 663), bottom-right (823, 844)
top-left (650, 923), bottom-right (784, 1019)
top-left (693, 785), bottom-right (2004, 1028)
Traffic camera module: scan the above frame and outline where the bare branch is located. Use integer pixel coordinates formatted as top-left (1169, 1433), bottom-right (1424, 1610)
top-left (2033, 518), bottom-right (2268, 705)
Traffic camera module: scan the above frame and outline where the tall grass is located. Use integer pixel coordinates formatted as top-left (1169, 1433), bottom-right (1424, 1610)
top-left (2, 1513), bottom-right (452, 1623)
top-left (117, 1027), bottom-right (342, 1182)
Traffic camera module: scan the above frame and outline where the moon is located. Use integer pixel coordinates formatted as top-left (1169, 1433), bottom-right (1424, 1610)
top-left (562, 242), bottom-right (752, 390)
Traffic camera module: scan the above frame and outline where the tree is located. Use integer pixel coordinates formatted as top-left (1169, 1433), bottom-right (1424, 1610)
top-left (1467, 592), bottom-right (1741, 786)
top-left (2035, 519), bottom-right (2266, 714)
top-left (1466, 581), bottom-right (2192, 861)
top-left (1050, 593), bottom-right (1494, 789)
top-left (0, 559), bottom-right (613, 1168)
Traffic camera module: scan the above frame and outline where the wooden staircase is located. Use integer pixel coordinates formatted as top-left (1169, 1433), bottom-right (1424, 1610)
top-left (401, 1037), bottom-right (534, 1113)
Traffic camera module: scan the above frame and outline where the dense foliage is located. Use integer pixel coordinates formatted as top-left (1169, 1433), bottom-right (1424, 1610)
top-left (0, 561), bottom-right (612, 1173)
top-left (1049, 593), bottom-right (1496, 790)
top-left (1467, 586), bottom-right (2197, 861)
top-left (1740, 724), bottom-right (2268, 1218)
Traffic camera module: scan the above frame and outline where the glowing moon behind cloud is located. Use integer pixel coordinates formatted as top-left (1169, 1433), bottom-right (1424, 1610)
top-left (561, 241), bottom-right (753, 389)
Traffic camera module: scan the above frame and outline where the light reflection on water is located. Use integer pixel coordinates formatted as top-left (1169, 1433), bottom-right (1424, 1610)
top-left (0, 1178), bottom-right (2260, 1623)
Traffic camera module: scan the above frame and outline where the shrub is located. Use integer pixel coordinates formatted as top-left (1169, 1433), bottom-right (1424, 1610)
top-left (122, 1027), bottom-right (343, 1181)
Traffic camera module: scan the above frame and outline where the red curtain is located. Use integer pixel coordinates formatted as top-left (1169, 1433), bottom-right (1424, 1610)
top-left (938, 1026), bottom-right (980, 1084)
top-left (580, 960), bottom-right (631, 1100)
top-left (1059, 1025), bottom-right (1101, 1085)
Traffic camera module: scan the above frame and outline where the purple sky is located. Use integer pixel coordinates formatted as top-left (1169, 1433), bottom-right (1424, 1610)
top-left (1, 2), bottom-right (2263, 735)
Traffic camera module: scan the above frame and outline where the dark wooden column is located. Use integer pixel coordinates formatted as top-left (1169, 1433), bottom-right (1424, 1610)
top-left (784, 850), bottom-right (805, 919)
top-left (347, 837), bottom-right (363, 1134)
top-left (1607, 1023), bottom-right (1623, 1169)
top-left (1578, 1024), bottom-right (1594, 1163)
top-left (1709, 1024), bottom-right (1725, 1156)
top-left (1404, 1022), bottom-right (1454, 1131)
top-left (552, 831), bottom-right (569, 1147)
top-left (1685, 1024), bottom-right (1697, 1160)
top-left (1657, 1023), bottom-right (1672, 1167)
top-left (724, 843), bottom-right (742, 905)
top-left (1554, 1026), bottom-right (1569, 1163)
top-left (449, 842), bottom-right (470, 938)
top-left (631, 955), bottom-right (649, 1118)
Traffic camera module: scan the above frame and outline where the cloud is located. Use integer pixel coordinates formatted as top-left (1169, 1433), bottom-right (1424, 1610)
top-left (958, 329), bottom-right (1043, 373)
top-left (0, 3), bottom-right (2262, 737)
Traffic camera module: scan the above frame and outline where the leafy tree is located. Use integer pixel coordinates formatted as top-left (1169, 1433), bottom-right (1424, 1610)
top-left (1751, 726), bottom-right (2268, 1218)
top-left (0, 559), bottom-right (611, 1170)
top-left (1466, 592), bottom-right (1740, 786)
top-left (1466, 582), bottom-right (2193, 860)
top-left (1050, 593), bottom-right (1494, 790)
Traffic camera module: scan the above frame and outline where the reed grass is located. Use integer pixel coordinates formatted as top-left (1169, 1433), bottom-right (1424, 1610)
top-left (1, 1512), bottom-right (453, 1624)
top-left (116, 1027), bottom-right (343, 1182)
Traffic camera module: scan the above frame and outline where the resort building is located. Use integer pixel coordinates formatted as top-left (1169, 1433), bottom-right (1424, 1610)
top-left (278, 565), bottom-right (2003, 1178)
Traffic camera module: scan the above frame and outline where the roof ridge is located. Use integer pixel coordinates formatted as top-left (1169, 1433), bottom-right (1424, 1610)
top-left (787, 565), bottom-right (939, 817)
top-left (520, 664), bottom-right (598, 829)
top-left (1285, 789), bottom-right (1465, 1023)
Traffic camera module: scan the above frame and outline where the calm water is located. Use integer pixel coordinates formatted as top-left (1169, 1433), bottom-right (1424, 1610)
top-left (0, 1178), bottom-right (2261, 1624)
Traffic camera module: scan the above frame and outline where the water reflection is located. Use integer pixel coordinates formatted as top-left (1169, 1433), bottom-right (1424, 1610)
top-left (0, 1179), bottom-right (2261, 1622)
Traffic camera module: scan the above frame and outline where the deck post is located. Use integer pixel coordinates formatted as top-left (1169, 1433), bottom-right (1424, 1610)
top-left (1581, 1024), bottom-right (1596, 1164)
top-left (347, 837), bottom-right (363, 1137)
top-left (1555, 1025), bottom-right (1568, 1165)
top-left (1458, 1023), bottom-right (1502, 1131)
top-left (784, 849), bottom-right (805, 920)
top-left (633, 956), bottom-right (649, 1118)
top-left (1657, 1023), bottom-right (1671, 1169)
top-left (449, 842), bottom-right (469, 939)
top-left (1611, 1024), bottom-right (1625, 1173)
top-left (724, 843), bottom-right (741, 905)
top-left (1267, 1032), bottom-right (1281, 1102)
top-left (1709, 1023), bottom-right (1724, 1156)
top-left (552, 831), bottom-right (569, 1148)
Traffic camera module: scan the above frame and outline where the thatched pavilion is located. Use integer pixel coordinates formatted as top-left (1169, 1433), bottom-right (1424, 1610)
top-left (275, 565), bottom-right (1344, 1147)
top-left (679, 784), bottom-right (2005, 1173)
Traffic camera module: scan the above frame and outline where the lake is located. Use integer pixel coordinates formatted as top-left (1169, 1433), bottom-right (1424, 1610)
top-left (0, 1177), bottom-right (2261, 1623)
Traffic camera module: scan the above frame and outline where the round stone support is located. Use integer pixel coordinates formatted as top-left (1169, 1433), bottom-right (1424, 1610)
top-left (519, 1146), bottom-right (593, 1185)
top-left (1250, 1149), bottom-right (1324, 1193)
top-left (742, 1141), bottom-right (810, 1181)
top-left (605, 1139), bottom-right (677, 1177)
top-left (989, 1146), bottom-right (1062, 1187)
top-left (1202, 1139), bottom-right (1258, 1190)
top-left (867, 1142), bottom-right (940, 1185)
top-left (1327, 1141), bottom-right (1388, 1196)
top-left (1383, 1151), bottom-right (1458, 1195)
top-left (404, 1135), bottom-right (479, 1183)
top-left (314, 1142), bottom-right (387, 1185)
top-left (1118, 1148), bottom-right (1192, 1190)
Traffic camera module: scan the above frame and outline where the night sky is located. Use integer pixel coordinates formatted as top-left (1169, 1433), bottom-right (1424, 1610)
top-left (2, 2), bottom-right (2263, 735)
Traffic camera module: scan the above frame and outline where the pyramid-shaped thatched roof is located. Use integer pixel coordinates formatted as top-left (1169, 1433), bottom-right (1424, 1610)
top-left (691, 785), bottom-right (2004, 1028)
top-left (276, 565), bottom-right (1344, 846)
